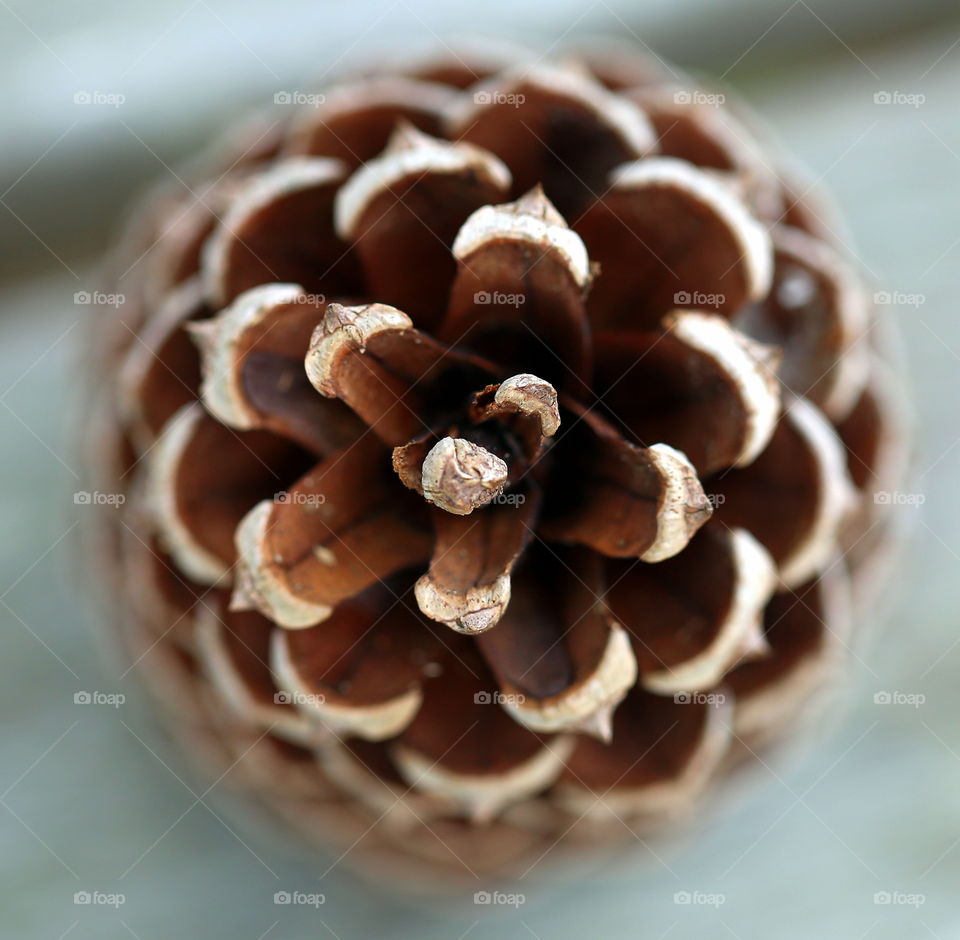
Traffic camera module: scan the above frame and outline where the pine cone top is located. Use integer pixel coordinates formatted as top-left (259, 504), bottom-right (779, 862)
top-left (95, 42), bottom-right (900, 834)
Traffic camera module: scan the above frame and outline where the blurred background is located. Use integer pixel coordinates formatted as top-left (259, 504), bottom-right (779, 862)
top-left (2, 0), bottom-right (958, 937)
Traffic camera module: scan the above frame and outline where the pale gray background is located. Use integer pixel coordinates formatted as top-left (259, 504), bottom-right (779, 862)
top-left (1, 1), bottom-right (958, 937)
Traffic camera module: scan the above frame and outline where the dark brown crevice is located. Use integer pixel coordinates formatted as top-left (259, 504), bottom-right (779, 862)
top-left (173, 414), bottom-right (316, 568)
top-left (576, 180), bottom-right (755, 329)
top-left (604, 525), bottom-right (736, 672)
top-left (287, 98), bottom-right (448, 167)
top-left (591, 329), bottom-right (748, 476)
top-left (707, 414), bottom-right (819, 567)
top-left (398, 641), bottom-right (551, 777)
top-left (476, 545), bottom-right (610, 701)
top-left (561, 686), bottom-right (715, 789)
top-left (835, 375), bottom-right (884, 491)
top-left (283, 578), bottom-right (442, 707)
top-left (348, 169), bottom-right (509, 332)
top-left (210, 171), bottom-right (363, 307)
top-left (455, 92), bottom-right (646, 221)
top-left (124, 280), bottom-right (208, 443)
top-left (726, 576), bottom-right (827, 697)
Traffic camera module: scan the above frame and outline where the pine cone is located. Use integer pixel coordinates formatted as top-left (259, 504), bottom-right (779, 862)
top-left (87, 40), bottom-right (904, 881)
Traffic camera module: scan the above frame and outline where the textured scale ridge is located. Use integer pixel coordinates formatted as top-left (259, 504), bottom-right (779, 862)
top-left (85, 39), bottom-right (903, 885)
